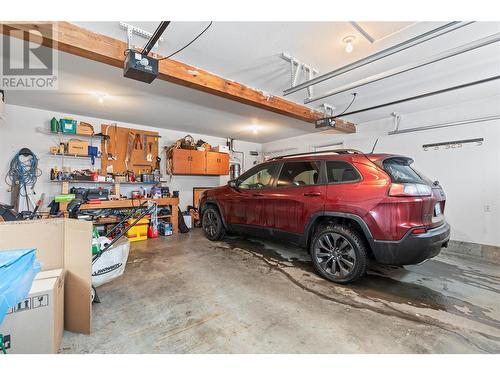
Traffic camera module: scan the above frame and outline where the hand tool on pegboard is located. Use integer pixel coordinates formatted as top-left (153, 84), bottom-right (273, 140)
top-left (125, 131), bottom-right (135, 170)
top-left (134, 133), bottom-right (142, 150)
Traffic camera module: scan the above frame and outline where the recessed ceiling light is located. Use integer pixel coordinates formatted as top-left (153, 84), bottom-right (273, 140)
top-left (343, 35), bottom-right (355, 53)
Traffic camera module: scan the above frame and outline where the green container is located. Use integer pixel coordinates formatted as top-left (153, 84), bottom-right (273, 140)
top-left (54, 194), bottom-right (76, 203)
top-left (59, 118), bottom-right (77, 134)
top-left (50, 117), bottom-right (59, 133)
top-left (92, 228), bottom-right (100, 255)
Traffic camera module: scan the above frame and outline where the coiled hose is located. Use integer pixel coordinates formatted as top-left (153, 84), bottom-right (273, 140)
top-left (5, 148), bottom-right (42, 209)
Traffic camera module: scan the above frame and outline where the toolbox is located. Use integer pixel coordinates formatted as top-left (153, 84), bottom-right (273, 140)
top-left (59, 119), bottom-right (77, 134)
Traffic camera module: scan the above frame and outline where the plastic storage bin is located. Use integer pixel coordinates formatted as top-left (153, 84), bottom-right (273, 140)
top-left (59, 119), bottom-right (77, 134)
top-left (126, 218), bottom-right (149, 242)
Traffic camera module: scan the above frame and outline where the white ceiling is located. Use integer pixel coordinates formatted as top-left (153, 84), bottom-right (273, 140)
top-left (3, 21), bottom-right (500, 142)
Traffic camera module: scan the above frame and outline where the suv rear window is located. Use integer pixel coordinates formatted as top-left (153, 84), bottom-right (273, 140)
top-left (382, 157), bottom-right (425, 183)
top-left (326, 161), bottom-right (361, 183)
top-left (277, 161), bottom-right (320, 187)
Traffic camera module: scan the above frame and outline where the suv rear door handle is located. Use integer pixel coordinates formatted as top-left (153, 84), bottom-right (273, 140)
top-left (304, 192), bottom-right (321, 197)
top-left (252, 193), bottom-right (264, 197)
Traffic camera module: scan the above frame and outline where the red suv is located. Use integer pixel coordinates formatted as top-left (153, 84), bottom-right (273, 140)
top-left (199, 150), bottom-right (450, 283)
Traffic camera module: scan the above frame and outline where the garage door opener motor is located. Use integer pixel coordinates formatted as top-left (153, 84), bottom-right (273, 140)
top-left (123, 21), bottom-right (170, 84)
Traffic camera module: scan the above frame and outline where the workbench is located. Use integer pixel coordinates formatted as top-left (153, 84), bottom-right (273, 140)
top-left (61, 197), bottom-right (179, 234)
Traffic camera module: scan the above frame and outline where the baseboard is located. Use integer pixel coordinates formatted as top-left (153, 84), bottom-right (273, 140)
top-left (443, 240), bottom-right (500, 264)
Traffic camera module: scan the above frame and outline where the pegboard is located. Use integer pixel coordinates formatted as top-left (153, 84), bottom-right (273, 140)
top-left (101, 124), bottom-right (160, 175)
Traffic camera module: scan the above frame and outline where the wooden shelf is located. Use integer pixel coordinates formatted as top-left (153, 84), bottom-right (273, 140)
top-left (48, 153), bottom-right (100, 159)
top-left (78, 197), bottom-right (179, 210)
top-left (38, 128), bottom-right (109, 139)
top-left (50, 180), bottom-right (159, 185)
top-left (93, 214), bottom-right (172, 226)
top-left (112, 181), bottom-right (160, 185)
top-left (60, 197), bottom-right (179, 234)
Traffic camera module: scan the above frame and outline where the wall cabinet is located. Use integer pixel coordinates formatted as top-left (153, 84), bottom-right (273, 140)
top-left (171, 149), bottom-right (229, 175)
top-left (172, 149), bottom-right (206, 175)
top-left (206, 151), bottom-right (229, 175)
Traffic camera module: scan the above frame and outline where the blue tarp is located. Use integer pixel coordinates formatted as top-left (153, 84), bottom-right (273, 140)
top-left (0, 249), bottom-right (41, 325)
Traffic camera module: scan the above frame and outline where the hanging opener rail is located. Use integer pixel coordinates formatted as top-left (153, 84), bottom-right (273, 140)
top-left (283, 21), bottom-right (473, 97)
top-left (305, 32), bottom-right (500, 104)
top-left (332, 75), bottom-right (500, 118)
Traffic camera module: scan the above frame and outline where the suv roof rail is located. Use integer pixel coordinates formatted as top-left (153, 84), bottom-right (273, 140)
top-left (268, 149), bottom-right (364, 161)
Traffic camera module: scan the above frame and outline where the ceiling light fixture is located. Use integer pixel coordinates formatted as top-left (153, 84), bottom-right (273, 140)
top-left (343, 35), bottom-right (355, 53)
top-left (91, 92), bottom-right (107, 104)
top-left (250, 125), bottom-right (261, 134)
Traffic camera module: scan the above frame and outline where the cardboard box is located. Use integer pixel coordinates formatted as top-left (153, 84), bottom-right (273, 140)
top-left (67, 139), bottom-right (89, 156)
top-left (0, 219), bottom-right (92, 334)
top-left (212, 145), bottom-right (229, 153)
top-left (77, 122), bottom-right (94, 136)
top-left (0, 269), bottom-right (65, 353)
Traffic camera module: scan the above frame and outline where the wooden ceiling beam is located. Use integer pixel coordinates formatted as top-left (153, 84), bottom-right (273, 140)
top-left (0, 22), bottom-right (356, 132)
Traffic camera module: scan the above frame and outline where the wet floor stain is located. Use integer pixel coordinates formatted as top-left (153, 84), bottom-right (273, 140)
top-left (62, 233), bottom-right (500, 354)
top-left (218, 234), bottom-right (500, 352)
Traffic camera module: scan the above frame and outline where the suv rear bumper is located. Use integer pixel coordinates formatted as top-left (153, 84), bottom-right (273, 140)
top-left (370, 222), bottom-right (451, 265)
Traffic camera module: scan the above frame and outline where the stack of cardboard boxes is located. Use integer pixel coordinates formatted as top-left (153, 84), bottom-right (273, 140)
top-left (1, 269), bottom-right (64, 353)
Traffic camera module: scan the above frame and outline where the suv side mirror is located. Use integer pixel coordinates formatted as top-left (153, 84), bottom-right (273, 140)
top-left (228, 180), bottom-right (238, 188)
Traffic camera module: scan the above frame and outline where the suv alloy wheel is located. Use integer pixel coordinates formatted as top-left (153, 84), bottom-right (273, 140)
top-left (310, 224), bottom-right (368, 283)
top-left (202, 207), bottom-right (226, 241)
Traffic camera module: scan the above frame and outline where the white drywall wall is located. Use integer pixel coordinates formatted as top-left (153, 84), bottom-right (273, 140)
top-left (262, 96), bottom-right (500, 247)
top-left (0, 104), bottom-right (261, 212)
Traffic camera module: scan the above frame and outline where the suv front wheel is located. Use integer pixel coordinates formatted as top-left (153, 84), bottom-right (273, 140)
top-left (310, 224), bottom-right (368, 284)
top-left (202, 207), bottom-right (226, 241)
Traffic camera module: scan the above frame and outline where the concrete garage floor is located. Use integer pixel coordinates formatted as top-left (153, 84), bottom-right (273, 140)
top-left (61, 229), bottom-right (500, 353)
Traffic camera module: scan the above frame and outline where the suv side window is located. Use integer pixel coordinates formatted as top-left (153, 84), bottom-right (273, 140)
top-left (326, 161), bottom-right (361, 183)
top-left (277, 161), bottom-right (321, 187)
top-left (238, 164), bottom-right (279, 189)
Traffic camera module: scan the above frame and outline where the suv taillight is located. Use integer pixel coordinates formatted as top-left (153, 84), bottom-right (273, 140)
top-left (389, 183), bottom-right (432, 197)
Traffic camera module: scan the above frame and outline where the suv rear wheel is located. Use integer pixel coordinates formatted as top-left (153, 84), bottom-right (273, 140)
top-left (310, 224), bottom-right (367, 284)
top-left (202, 207), bottom-right (226, 241)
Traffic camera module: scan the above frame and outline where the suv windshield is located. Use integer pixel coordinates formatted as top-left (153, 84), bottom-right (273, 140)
top-left (382, 157), bottom-right (428, 184)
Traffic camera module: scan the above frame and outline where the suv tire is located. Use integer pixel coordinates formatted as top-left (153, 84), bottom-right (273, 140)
top-left (310, 224), bottom-right (367, 284)
top-left (202, 207), bottom-right (226, 241)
